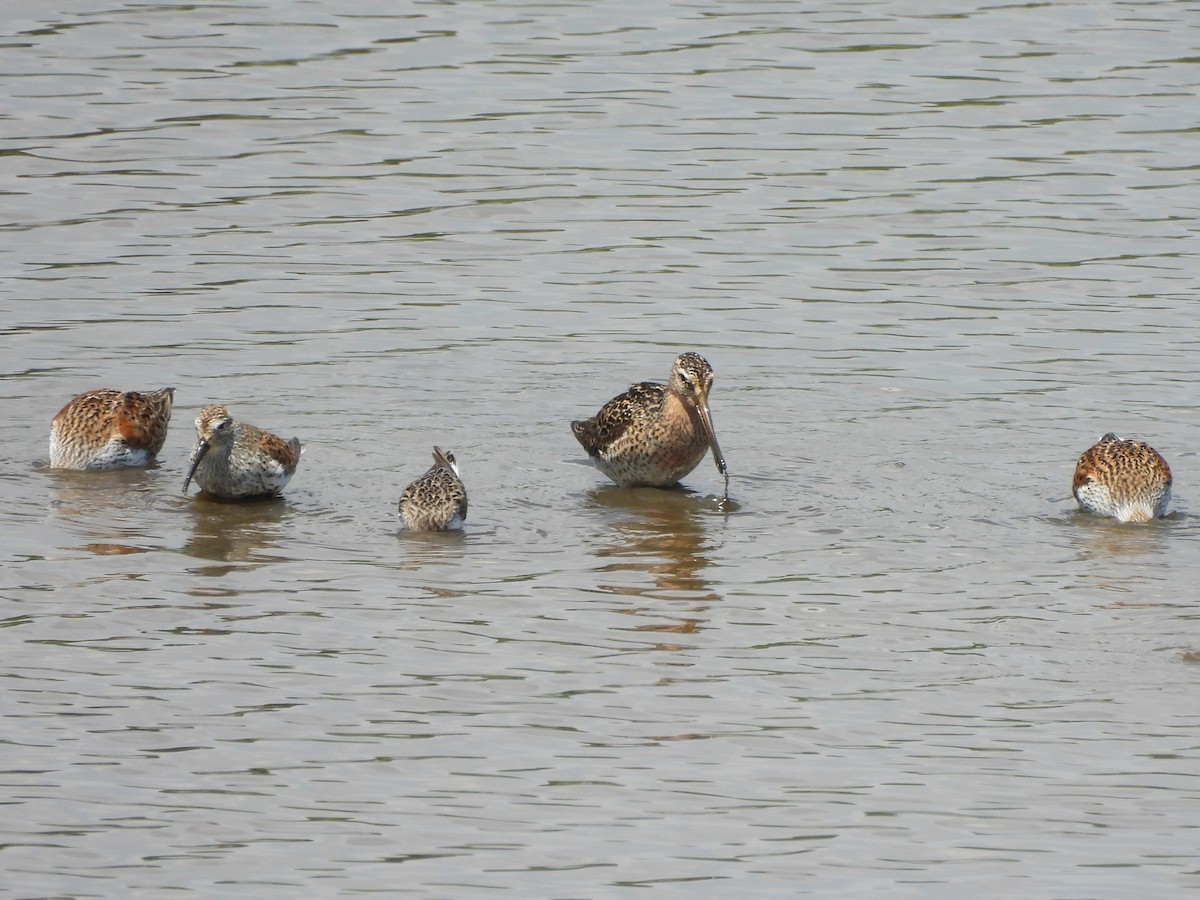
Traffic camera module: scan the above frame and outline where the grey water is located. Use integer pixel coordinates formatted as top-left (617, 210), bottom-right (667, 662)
top-left (3, 0), bottom-right (1200, 896)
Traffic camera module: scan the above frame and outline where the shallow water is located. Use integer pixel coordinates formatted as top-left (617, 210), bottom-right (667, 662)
top-left (4, 0), bottom-right (1200, 896)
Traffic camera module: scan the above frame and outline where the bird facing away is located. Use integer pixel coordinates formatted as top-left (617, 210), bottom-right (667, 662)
top-left (399, 446), bottom-right (468, 531)
top-left (49, 388), bottom-right (175, 470)
top-left (1072, 433), bottom-right (1171, 523)
top-left (182, 405), bottom-right (301, 500)
top-left (571, 351), bottom-right (728, 496)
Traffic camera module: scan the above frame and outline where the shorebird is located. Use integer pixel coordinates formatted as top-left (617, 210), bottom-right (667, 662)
top-left (571, 351), bottom-right (728, 497)
top-left (399, 446), bottom-right (468, 531)
top-left (182, 405), bottom-right (301, 499)
top-left (1072, 433), bottom-right (1171, 523)
top-left (49, 388), bottom-right (175, 470)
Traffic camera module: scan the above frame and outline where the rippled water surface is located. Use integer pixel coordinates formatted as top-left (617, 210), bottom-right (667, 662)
top-left (4, 0), bottom-right (1200, 896)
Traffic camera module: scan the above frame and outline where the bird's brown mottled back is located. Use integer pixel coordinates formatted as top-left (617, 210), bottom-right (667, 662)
top-left (399, 447), bottom-right (468, 531)
top-left (49, 387), bottom-right (175, 470)
top-left (1072, 433), bottom-right (1171, 523)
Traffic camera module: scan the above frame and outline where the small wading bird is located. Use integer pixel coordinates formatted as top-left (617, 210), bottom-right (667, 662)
top-left (49, 388), bottom-right (175, 470)
top-left (571, 351), bottom-right (728, 499)
top-left (399, 446), bottom-right (468, 531)
top-left (182, 405), bottom-right (301, 500)
top-left (1072, 432), bottom-right (1171, 523)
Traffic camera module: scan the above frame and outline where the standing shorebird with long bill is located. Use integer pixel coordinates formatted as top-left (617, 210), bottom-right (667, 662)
top-left (571, 351), bottom-right (728, 498)
top-left (182, 405), bottom-right (301, 500)
top-left (1072, 433), bottom-right (1171, 523)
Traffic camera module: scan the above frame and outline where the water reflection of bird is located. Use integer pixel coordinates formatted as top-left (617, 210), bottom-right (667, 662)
top-left (182, 499), bottom-right (291, 566)
top-left (183, 405), bottom-right (301, 500)
top-left (588, 487), bottom-right (722, 655)
top-left (572, 352), bottom-right (728, 498)
top-left (399, 447), bottom-right (468, 531)
top-left (1072, 433), bottom-right (1171, 523)
top-left (592, 487), bottom-right (720, 601)
top-left (49, 388), bottom-right (175, 470)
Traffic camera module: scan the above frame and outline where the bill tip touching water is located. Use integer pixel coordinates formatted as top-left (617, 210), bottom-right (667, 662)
top-left (571, 351), bottom-right (728, 499)
top-left (399, 446), bottom-right (468, 531)
top-left (182, 404), bottom-right (301, 500)
top-left (1072, 432), bottom-right (1171, 523)
top-left (49, 387), bottom-right (175, 470)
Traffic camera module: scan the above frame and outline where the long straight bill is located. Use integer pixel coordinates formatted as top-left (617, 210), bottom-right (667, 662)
top-left (695, 399), bottom-right (728, 501)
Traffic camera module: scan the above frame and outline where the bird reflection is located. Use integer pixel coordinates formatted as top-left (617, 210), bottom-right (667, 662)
top-left (46, 463), bottom-right (165, 508)
top-left (587, 485), bottom-right (726, 647)
top-left (182, 494), bottom-right (292, 569)
top-left (393, 527), bottom-right (471, 581)
top-left (1068, 510), bottom-right (1172, 561)
top-left (45, 465), bottom-right (171, 553)
top-left (1067, 511), bottom-right (1175, 607)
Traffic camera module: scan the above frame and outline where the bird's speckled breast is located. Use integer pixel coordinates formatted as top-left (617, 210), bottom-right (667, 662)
top-left (593, 391), bottom-right (709, 487)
